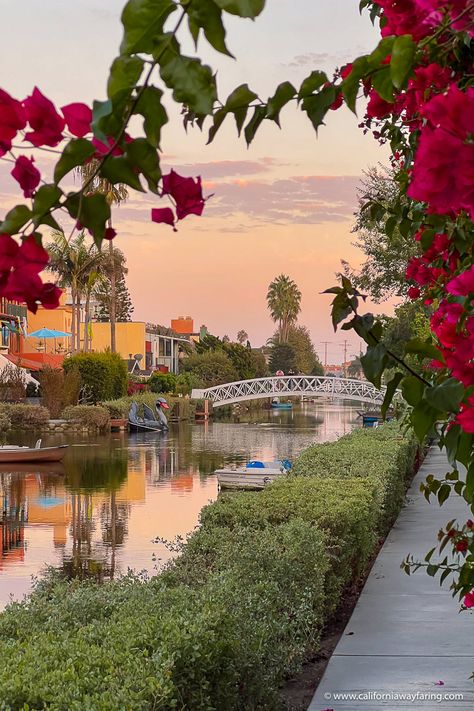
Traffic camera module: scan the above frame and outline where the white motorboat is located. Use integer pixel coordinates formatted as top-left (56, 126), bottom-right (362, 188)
top-left (215, 460), bottom-right (291, 490)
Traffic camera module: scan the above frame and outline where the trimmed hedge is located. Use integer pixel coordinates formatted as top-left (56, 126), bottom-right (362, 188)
top-left (0, 423), bottom-right (418, 710)
top-left (292, 422), bottom-right (418, 531)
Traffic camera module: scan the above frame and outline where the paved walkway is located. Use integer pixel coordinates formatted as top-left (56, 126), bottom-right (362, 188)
top-left (309, 448), bottom-right (474, 710)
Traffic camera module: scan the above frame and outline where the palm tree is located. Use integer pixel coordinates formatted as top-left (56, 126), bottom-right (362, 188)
top-left (78, 161), bottom-right (128, 353)
top-left (48, 232), bottom-right (106, 352)
top-left (236, 329), bottom-right (249, 345)
top-left (266, 274), bottom-right (302, 342)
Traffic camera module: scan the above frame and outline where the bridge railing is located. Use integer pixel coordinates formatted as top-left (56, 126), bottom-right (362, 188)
top-left (191, 375), bottom-right (385, 408)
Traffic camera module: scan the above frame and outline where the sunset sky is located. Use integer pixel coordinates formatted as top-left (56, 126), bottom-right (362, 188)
top-left (0, 0), bottom-right (393, 364)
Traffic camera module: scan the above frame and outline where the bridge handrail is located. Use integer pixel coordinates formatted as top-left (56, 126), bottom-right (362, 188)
top-left (191, 375), bottom-right (386, 408)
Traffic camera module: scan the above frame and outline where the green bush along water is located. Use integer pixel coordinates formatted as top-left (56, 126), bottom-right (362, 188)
top-left (0, 423), bottom-right (417, 710)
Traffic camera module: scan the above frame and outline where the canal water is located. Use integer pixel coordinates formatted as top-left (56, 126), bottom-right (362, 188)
top-left (0, 401), bottom-right (359, 608)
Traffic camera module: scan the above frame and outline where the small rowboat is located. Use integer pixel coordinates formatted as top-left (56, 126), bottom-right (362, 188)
top-left (216, 460), bottom-right (291, 490)
top-left (0, 441), bottom-right (68, 463)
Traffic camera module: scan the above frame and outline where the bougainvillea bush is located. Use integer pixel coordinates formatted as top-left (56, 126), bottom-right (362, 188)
top-left (1, 0), bottom-right (474, 604)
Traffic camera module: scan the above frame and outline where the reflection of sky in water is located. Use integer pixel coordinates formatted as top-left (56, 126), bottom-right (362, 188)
top-left (0, 401), bottom-right (359, 608)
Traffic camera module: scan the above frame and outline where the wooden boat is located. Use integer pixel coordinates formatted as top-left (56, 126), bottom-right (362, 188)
top-left (0, 441), bottom-right (68, 463)
top-left (128, 400), bottom-right (169, 432)
top-left (216, 460), bottom-right (291, 490)
top-left (0, 461), bottom-right (66, 475)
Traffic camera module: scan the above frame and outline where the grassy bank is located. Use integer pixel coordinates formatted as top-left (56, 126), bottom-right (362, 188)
top-left (0, 423), bottom-right (417, 710)
top-left (101, 392), bottom-right (208, 420)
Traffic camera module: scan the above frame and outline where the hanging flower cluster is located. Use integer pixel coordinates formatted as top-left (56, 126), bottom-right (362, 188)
top-left (0, 85), bottom-right (206, 312)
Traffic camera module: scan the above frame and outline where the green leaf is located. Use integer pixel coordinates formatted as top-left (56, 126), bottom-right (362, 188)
top-left (244, 105), bottom-right (266, 146)
top-left (390, 35), bottom-right (416, 89)
top-left (126, 138), bottom-right (161, 193)
top-left (401, 375), bottom-right (425, 406)
top-left (410, 400), bottom-right (439, 441)
top-left (302, 85), bottom-right (336, 134)
top-left (330, 292), bottom-right (352, 331)
top-left (134, 86), bottom-right (168, 148)
top-left (360, 342), bottom-right (388, 388)
top-left (225, 84), bottom-right (258, 134)
top-left (381, 371), bottom-right (403, 418)
top-left (187, 0), bottom-right (233, 56)
top-left (425, 378), bottom-right (464, 413)
top-left (438, 483), bottom-right (451, 505)
top-left (107, 55), bottom-right (144, 98)
top-left (266, 82), bottom-right (296, 126)
top-left (159, 54), bottom-right (217, 115)
top-left (32, 185), bottom-right (62, 221)
top-left (367, 36), bottom-right (395, 68)
top-left (65, 193), bottom-right (111, 246)
top-left (371, 66), bottom-right (394, 102)
top-left (120, 0), bottom-right (176, 55)
top-left (341, 55), bottom-right (368, 113)
top-left (404, 338), bottom-right (442, 362)
top-left (100, 156), bottom-right (144, 192)
top-left (298, 70), bottom-right (328, 99)
top-left (54, 139), bottom-right (95, 184)
top-left (91, 99), bottom-right (113, 144)
top-left (0, 205), bottom-right (32, 235)
top-left (213, 0), bottom-right (265, 19)
top-left (207, 107), bottom-right (228, 144)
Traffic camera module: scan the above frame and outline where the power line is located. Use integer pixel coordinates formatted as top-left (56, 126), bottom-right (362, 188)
top-left (320, 341), bottom-right (332, 368)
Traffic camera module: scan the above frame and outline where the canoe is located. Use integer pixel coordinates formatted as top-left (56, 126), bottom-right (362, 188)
top-left (216, 468), bottom-right (286, 490)
top-left (271, 402), bottom-right (293, 409)
top-left (0, 445), bottom-right (68, 463)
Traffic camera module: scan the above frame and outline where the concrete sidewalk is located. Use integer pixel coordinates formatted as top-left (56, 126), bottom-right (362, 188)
top-left (309, 448), bottom-right (474, 710)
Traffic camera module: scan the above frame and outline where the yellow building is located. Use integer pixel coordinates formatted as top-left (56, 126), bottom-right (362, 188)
top-left (23, 293), bottom-right (73, 354)
top-left (81, 322), bottom-right (146, 361)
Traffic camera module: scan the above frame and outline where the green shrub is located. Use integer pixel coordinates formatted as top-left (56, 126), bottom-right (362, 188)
top-left (64, 352), bottom-right (127, 403)
top-left (291, 422), bottom-right (417, 531)
top-left (62, 405), bottom-right (110, 431)
top-left (148, 371), bottom-right (177, 393)
top-left (0, 423), bottom-right (417, 709)
top-left (39, 365), bottom-right (81, 418)
top-left (0, 410), bottom-right (11, 432)
top-left (175, 371), bottom-right (203, 395)
top-left (0, 403), bottom-right (50, 427)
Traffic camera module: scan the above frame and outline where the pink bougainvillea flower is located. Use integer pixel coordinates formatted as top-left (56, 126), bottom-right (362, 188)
top-left (61, 102), bottom-right (92, 138)
top-left (104, 227), bottom-right (117, 241)
top-left (422, 85), bottom-right (474, 140)
top-left (446, 265), bottom-right (474, 296)
top-left (467, 520), bottom-right (473, 529)
top-left (378, 0), bottom-right (442, 40)
top-left (366, 90), bottom-right (394, 119)
top-left (407, 127), bottom-right (474, 219)
top-left (0, 234), bottom-right (19, 273)
top-left (456, 539), bottom-right (469, 552)
top-left (456, 396), bottom-right (474, 434)
top-left (11, 155), bottom-right (41, 197)
top-left (434, 680), bottom-right (445, 686)
top-left (0, 88), bottom-right (26, 156)
top-left (92, 135), bottom-right (127, 158)
top-left (463, 589), bottom-right (474, 608)
top-left (161, 170), bottom-right (205, 220)
top-left (23, 87), bottom-right (65, 147)
top-left (39, 282), bottom-right (62, 310)
top-left (16, 234), bottom-right (49, 273)
top-left (407, 286), bottom-right (421, 299)
top-left (151, 207), bottom-right (176, 229)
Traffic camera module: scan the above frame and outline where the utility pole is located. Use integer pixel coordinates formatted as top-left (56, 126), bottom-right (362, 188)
top-left (320, 341), bottom-right (331, 371)
top-left (341, 340), bottom-right (349, 377)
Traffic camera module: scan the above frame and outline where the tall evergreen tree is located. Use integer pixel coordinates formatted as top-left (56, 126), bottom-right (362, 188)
top-left (95, 272), bottom-right (134, 322)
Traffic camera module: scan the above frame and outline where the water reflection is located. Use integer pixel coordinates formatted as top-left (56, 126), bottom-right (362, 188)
top-left (0, 401), bottom-right (360, 607)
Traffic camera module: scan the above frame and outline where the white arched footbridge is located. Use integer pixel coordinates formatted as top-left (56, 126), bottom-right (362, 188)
top-left (191, 376), bottom-right (384, 408)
